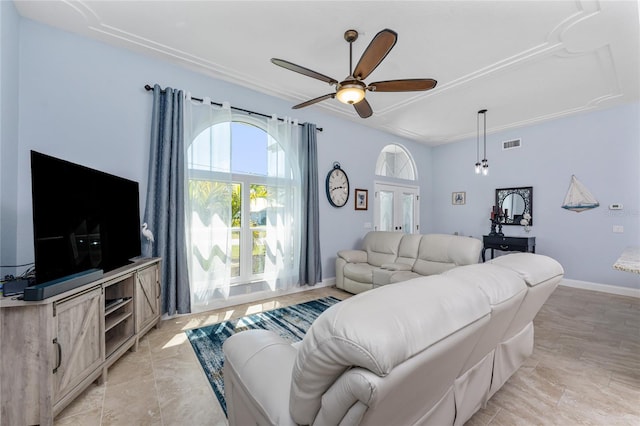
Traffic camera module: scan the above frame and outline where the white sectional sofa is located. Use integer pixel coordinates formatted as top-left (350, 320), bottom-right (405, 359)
top-left (336, 231), bottom-right (483, 293)
top-left (222, 253), bottom-right (564, 426)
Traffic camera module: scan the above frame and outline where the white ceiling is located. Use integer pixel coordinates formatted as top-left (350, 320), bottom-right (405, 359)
top-left (13, 1), bottom-right (640, 146)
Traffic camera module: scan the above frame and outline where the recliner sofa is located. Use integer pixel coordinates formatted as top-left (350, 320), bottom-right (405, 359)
top-left (223, 252), bottom-right (564, 426)
top-left (336, 231), bottom-right (483, 293)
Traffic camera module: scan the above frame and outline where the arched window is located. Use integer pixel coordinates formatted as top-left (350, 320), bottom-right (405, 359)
top-left (188, 121), bottom-right (269, 281)
top-left (375, 144), bottom-right (417, 180)
top-left (185, 105), bottom-right (301, 311)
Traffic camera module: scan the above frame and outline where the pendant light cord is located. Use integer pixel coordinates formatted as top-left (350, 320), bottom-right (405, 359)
top-left (476, 113), bottom-right (480, 163)
top-left (483, 110), bottom-right (487, 160)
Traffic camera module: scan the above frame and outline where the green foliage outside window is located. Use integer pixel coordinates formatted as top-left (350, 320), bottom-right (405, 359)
top-left (189, 179), bottom-right (270, 278)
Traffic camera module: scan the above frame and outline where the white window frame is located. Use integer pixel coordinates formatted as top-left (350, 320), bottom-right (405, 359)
top-left (187, 119), bottom-right (277, 286)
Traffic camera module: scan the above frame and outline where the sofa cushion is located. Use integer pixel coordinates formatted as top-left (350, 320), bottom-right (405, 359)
top-left (373, 263), bottom-right (414, 286)
top-left (380, 263), bottom-right (413, 271)
top-left (337, 249), bottom-right (367, 263)
top-left (343, 263), bottom-right (377, 284)
top-left (388, 270), bottom-right (421, 283)
top-left (444, 264), bottom-right (526, 306)
top-left (396, 234), bottom-right (422, 266)
top-left (412, 234), bottom-right (482, 276)
top-left (362, 231), bottom-right (405, 267)
top-left (488, 253), bottom-right (564, 287)
top-left (289, 275), bottom-right (491, 424)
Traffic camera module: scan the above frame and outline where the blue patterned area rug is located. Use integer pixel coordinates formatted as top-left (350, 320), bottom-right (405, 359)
top-left (185, 296), bottom-right (341, 416)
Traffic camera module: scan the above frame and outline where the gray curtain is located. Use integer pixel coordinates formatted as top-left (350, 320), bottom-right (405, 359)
top-left (299, 122), bottom-right (322, 285)
top-left (143, 84), bottom-right (191, 315)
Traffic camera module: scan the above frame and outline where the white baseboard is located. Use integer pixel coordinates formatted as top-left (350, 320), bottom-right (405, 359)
top-left (560, 278), bottom-right (640, 298)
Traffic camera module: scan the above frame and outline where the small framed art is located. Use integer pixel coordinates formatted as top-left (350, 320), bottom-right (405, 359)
top-left (355, 189), bottom-right (368, 210)
top-left (452, 191), bottom-right (466, 205)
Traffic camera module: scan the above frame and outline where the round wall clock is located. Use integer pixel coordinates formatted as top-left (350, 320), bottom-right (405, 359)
top-left (326, 162), bottom-right (350, 207)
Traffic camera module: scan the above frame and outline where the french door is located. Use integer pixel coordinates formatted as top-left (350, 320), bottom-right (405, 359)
top-left (373, 182), bottom-right (420, 233)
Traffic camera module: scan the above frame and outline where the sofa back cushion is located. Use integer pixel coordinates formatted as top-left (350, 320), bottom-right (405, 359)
top-left (289, 275), bottom-right (491, 425)
top-left (361, 231), bottom-right (404, 267)
top-left (396, 234), bottom-right (422, 266)
top-left (488, 252), bottom-right (564, 287)
top-left (412, 234), bottom-right (482, 276)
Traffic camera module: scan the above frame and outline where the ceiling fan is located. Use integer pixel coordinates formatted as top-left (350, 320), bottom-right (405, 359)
top-left (271, 29), bottom-right (437, 118)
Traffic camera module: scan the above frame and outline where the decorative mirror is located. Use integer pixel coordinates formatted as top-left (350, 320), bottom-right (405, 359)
top-left (495, 186), bottom-right (533, 225)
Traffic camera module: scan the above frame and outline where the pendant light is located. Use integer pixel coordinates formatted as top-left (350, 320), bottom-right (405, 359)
top-left (474, 111), bottom-right (481, 174)
top-left (478, 109), bottom-right (489, 175)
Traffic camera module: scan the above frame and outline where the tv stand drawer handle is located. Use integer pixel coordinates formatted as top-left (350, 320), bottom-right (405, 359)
top-left (53, 338), bottom-right (62, 374)
top-left (500, 245), bottom-right (510, 250)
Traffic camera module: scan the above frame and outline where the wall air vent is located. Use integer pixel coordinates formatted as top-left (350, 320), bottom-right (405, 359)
top-left (502, 138), bottom-right (521, 150)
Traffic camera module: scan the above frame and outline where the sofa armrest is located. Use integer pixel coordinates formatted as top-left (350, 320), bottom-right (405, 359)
top-left (337, 249), bottom-right (368, 263)
top-left (223, 330), bottom-right (298, 426)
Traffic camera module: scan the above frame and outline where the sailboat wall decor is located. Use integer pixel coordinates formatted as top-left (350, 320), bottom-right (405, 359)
top-left (561, 175), bottom-right (600, 212)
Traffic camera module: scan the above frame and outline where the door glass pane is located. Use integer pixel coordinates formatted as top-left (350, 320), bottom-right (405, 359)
top-left (379, 190), bottom-right (394, 231)
top-left (401, 193), bottom-right (414, 234)
top-left (375, 183), bottom-right (419, 234)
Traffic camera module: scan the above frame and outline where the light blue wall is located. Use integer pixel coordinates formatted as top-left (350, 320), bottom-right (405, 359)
top-left (0, 0), bottom-right (20, 276)
top-left (5, 17), bottom-right (638, 293)
top-left (13, 19), bottom-right (432, 281)
top-left (431, 103), bottom-right (640, 289)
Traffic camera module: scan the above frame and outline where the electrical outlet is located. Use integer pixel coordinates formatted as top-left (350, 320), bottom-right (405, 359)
top-left (613, 225), bottom-right (624, 233)
top-left (364, 222), bottom-right (372, 229)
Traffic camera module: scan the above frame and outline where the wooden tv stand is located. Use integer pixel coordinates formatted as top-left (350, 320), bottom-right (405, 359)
top-left (0, 258), bottom-right (161, 426)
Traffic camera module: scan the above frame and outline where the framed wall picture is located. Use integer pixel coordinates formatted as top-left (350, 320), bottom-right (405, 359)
top-left (452, 191), bottom-right (466, 205)
top-left (355, 189), bottom-right (368, 210)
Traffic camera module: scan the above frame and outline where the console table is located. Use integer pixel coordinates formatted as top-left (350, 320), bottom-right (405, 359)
top-left (482, 235), bottom-right (536, 262)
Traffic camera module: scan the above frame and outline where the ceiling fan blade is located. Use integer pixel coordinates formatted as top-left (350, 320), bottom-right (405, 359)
top-left (368, 78), bottom-right (438, 92)
top-left (292, 93), bottom-right (335, 109)
top-left (353, 29), bottom-right (397, 81)
top-left (271, 58), bottom-right (338, 86)
top-left (353, 98), bottom-right (373, 118)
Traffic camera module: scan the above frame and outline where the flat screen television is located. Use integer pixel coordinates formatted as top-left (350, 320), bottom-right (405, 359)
top-left (30, 150), bottom-right (142, 284)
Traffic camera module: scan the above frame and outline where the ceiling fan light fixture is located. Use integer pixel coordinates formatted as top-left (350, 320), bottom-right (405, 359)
top-left (336, 82), bottom-right (366, 105)
top-left (272, 28), bottom-right (436, 117)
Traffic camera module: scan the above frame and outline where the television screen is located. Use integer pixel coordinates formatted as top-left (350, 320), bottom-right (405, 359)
top-left (30, 151), bottom-right (141, 284)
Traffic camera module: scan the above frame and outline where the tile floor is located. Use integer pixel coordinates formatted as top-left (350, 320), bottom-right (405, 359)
top-left (54, 285), bottom-right (639, 425)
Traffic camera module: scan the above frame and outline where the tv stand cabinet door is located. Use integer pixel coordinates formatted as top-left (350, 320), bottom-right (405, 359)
top-left (135, 262), bottom-right (161, 335)
top-left (52, 286), bottom-right (104, 405)
top-left (0, 303), bottom-right (52, 426)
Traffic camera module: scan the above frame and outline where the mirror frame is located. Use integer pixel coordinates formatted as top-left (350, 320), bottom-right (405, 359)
top-left (495, 186), bottom-right (533, 226)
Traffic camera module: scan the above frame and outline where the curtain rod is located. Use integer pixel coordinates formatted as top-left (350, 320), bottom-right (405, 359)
top-left (144, 84), bottom-right (322, 132)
